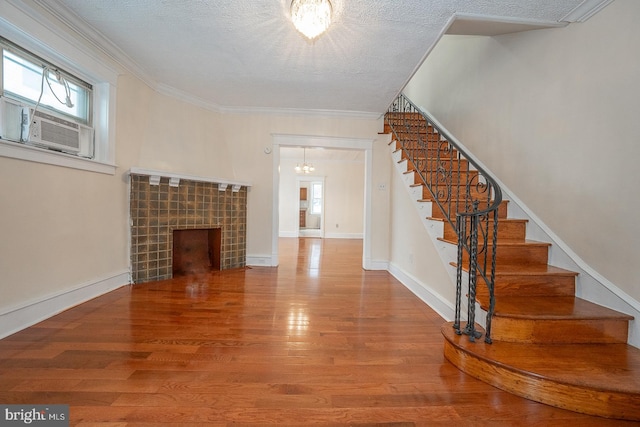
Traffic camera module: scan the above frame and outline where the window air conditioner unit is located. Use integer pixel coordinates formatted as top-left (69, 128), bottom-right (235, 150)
top-left (0, 96), bottom-right (91, 154)
top-left (29, 109), bottom-right (82, 153)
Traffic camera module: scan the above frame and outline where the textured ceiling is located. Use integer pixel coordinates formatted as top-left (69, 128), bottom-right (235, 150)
top-left (45, 0), bottom-right (604, 115)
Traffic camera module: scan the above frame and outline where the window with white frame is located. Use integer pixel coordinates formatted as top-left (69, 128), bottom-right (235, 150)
top-left (2, 45), bottom-right (92, 125)
top-left (0, 37), bottom-right (94, 158)
top-left (310, 182), bottom-right (322, 215)
top-left (0, 24), bottom-right (116, 175)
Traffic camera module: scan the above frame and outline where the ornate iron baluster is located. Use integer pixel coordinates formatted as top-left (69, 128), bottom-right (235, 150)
top-left (454, 213), bottom-right (465, 335)
top-left (386, 93), bottom-right (502, 344)
top-left (462, 202), bottom-right (482, 341)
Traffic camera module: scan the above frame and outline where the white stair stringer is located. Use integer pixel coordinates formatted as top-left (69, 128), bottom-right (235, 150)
top-left (390, 145), bottom-right (480, 325)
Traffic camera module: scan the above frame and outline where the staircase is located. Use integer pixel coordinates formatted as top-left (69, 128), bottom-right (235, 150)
top-left (385, 94), bottom-right (640, 421)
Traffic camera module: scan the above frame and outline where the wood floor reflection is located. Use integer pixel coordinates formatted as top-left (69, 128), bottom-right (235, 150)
top-left (0, 238), bottom-right (632, 426)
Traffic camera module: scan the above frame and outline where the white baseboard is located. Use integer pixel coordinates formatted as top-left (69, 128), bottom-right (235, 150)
top-left (0, 271), bottom-right (130, 340)
top-left (388, 262), bottom-right (455, 322)
top-left (299, 229), bottom-right (322, 237)
top-left (324, 232), bottom-right (363, 239)
top-left (246, 255), bottom-right (277, 267)
top-left (279, 231), bottom-right (298, 238)
top-left (278, 232), bottom-right (364, 239)
top-left (363, 259), bottom-right (389, 270)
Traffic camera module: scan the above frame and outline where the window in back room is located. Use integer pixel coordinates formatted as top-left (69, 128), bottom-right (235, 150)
top-left (311, 182), bottom-right (322, 215)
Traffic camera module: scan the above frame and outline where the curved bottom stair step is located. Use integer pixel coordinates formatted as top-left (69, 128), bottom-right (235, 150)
top-left (442, 322), bottom-right (640, 421)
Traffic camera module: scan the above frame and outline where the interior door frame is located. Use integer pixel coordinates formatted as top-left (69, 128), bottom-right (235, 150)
top-left (272, 134), bottom-right (374, 269)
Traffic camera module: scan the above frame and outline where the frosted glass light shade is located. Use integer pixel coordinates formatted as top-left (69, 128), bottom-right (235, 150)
top-left (290, 0), bottom-right (333, 40)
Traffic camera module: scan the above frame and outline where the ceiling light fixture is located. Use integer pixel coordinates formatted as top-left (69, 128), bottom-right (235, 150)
top-left (295, 147), bottom-right (315, 174)
top-left (290, 0), bottom-right (333, 40)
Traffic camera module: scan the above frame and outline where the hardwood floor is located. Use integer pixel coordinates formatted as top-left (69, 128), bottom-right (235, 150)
top-left (0, 238), bottom-right (634, 426)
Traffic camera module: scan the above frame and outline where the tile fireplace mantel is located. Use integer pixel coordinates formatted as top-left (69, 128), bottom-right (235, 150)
top-left (129, 167), bottom-right (252, 191)
top-left (128, 168), bottom-right (250, 284)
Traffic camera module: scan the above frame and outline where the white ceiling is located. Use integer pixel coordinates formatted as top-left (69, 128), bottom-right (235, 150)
top-left (43, 0), bottom-right (609, 116)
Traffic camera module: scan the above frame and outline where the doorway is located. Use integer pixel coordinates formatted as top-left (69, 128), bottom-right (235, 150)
top-left (298, 179), bottom-right (324, 238)
top-left (272, 134), bottom-right (375, 269)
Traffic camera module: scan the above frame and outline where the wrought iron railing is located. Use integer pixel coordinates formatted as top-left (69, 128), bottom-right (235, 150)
top-left (386, 93), bottom-right (502, 343)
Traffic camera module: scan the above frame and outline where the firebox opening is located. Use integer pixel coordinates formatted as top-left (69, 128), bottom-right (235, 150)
top-left (172, 228), bottom-right (221, 276)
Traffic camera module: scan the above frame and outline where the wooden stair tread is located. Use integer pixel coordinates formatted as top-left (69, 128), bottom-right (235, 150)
top-left (402, 157), bottom-right (466, 162)
top-left (454, 263), bottom-right (580, 299)
top-left (494, 264), bottom-right (577, 275)
top-left (442, 322), bottom-right (640, 420)
top-left (491, 296), bottom-right (634, 320)
top-left (453, 262), bottom-right (578, 276)
top-left (438, 237), bottom-right (551, 247)
top-left (429, 216), bottom-right (524, 224)
top-left (421, 199), bottom-right (507, 205)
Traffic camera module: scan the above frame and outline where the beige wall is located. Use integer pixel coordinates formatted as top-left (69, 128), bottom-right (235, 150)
top-left (279, 153), bottom-right (365, 237)
top-left (0, 0), bottom-right (388, 334)
top-left (214, 113), bottom-right (389, 261)
top-left (116, 74), bottom-right (232, 178)
top-left (404, 0), bottom-right (640, 302)
top-left (0, 1), bottom-right (129, 321)
top-left (1, 68), bottom-right (390, 325)
top-left (389, 160), bottom-right (455, 306)
top-left (117, 73), bottom-right (389, 256)
top-left (0, 157), bottom-right (129, 309)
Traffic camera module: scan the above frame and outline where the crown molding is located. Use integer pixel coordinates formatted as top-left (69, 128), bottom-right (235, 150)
top-left (561, 0), bottom-right (614, 23)
top-left (154, 83), bottom-right (223, 113)
top-left (220, 104), bottom-right (381, 120)
top-left (160, 87), bottom-right (380, 121)
top-left (31, 0), bottom-right (156, 88)
top-left (17, 0), bottom-right (384, 121)
top-left (156, 82), bottom-right (380, 119)
top-left (1, 0), bottom-right (119, 83)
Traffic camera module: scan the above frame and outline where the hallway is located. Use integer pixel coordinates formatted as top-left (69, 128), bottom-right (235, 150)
top-left (0, 238), bottom-right (631, 425)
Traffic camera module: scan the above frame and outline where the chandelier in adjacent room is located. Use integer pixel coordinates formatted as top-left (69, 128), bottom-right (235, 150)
top-left (290, 0), bottom-right (333, 40)
top-left (295, 147), bottom-right (315, 174)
